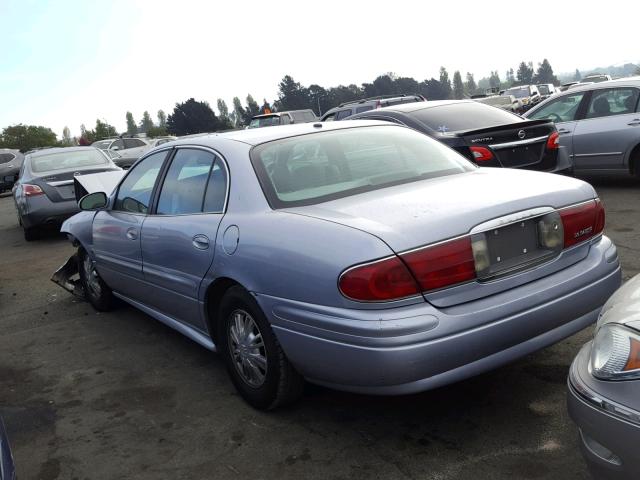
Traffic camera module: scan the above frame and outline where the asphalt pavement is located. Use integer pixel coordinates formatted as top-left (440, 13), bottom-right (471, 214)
top-left (0, 176), bottom-right (638, 480)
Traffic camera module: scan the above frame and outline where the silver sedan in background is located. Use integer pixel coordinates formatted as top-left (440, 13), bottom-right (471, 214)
top-left (12, 147), bottom-right (120, 240)
top-left (568, 274), bottom-right (640, 479)
top-left (525, 78), bottom-right (640, 177)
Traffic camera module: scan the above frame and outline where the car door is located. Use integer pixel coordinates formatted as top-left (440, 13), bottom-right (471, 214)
top-left (571, 87), bottom-right (640, 171)
top-left (140, 147), bottom-right (228, 329)
top-left (92, 150), bottom-right (168, 298)
top-left (526, 90), bottom-right (588, 160)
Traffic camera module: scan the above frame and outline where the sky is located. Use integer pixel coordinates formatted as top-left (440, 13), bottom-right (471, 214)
top-left (1, 0), bottom-right (638, 138)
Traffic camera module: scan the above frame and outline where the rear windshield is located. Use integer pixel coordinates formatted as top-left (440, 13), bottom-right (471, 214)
top-left (290, 111), bottom-right (317, 123)
top-left (478, 96), bottom-right (511, 106)
top-left (249, 116), bottom-right (280, 128)
top-left (412, 103), bottom-right (521, 133)
top-left (31, 149), bottom-right (108, 173)
top-left (0, 153), bottom-right (16, 164)
top-left (251, 125), bottom-right (474, 208)
top-left (504, 87), bottom-right (530, 98)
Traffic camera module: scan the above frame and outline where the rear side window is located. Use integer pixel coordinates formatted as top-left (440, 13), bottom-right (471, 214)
top-left (124, 138), bottom-right (145, 148)
top-left (585, 88), bottom-right (639, 119)
top-left (0, 153), bottom-right (15, 164)
top-left (157, 149), bottom-right (215, 215)
top-left (291, 111), bottom-right (316, 123)
top-left (335, 109), bottom-right (353, 120)
top-left (251, 125), bottom-right (474, 208)
top-left (355, 106), bottom-right (373, 114)
top-left (412, 103), bottom-right (522, 132)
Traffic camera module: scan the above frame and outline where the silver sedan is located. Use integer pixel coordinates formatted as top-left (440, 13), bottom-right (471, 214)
top-left (525, 78), bottom-right (640, 177)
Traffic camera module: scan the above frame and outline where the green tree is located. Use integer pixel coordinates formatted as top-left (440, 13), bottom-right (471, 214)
top-left (139, 111), bottom-right (154, 134)
top-left (126, 112), bottom-right (137, 135)
top-left (274, 75), bottom-right (310, 111)
top-left (89, 119), bottom-right (118, 142)
top-left (574, 69), bottom-right (582, 81)
top-left (216, 99), bottom-right (233, 130)
top-left (421, 78), bottom-right (448, 100)
top-left (146, 125), bottom-right (168, 137)
top-left (0, 124), bottom-right (57, 152)
top-left (489, 70), bottom-right (501, 89)
top-left (245, 94), bottom-right (260, 119)
top-left (465, 72), bottom-right (477, 95)
top-left (166, 98), bottom-right (219, 136)
top-left (232, 96), bottom-right (247, 127)
top-left (439, 67), bottom-right (452, 99)
top-left (61, 126), bottom-right (73, 146)
top-left (157, 110), bottom-right (167, 128)
top-left (533, 59), bottom-right (559, 85)
top-left (516, 62), bottom-right (534, 85)
top-left (506, 68), bottom-right (515, 86)
top-left (452, 70), bottom-right (464, 99)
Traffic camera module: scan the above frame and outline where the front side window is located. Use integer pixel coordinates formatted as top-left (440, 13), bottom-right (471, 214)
top-left (251, 125), bottom-right (474, 208)
top-left (113, 151), bottom-right (166, 213)
top-left (112, 139), bottom-right (125, 150)
top-left (156, 149), bottom-right (217, 215)
top-left (527, 92), bottom-right (586, 122)
top-left (585, 88), bottom-right (639, 119)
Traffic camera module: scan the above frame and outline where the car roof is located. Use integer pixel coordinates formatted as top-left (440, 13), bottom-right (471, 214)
top-left (167, 119), bottom-right (394, 147)
top-left (28, 146), bottom-right (101, 158)
top-left (558, 77), bottom-right (640, 93)
top-left (374, 99), bottom-right (475, 114)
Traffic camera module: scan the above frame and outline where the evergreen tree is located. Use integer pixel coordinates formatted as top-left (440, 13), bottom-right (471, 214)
top-left (245, 94), bottom-right (260, 119)
top-left (275, 75), bottom-right (311, 111)
top-left (125, 112), bottom-right (137, 135)
top-left (465, 72), bottom-right (477, 95)
top-left (232, 96), bottom-right (248, 127)
top-left (516, 62), bottom-right (534, 85)
top-left (139, 111), bottom-right (154, 134)
top-left (574, 69), bottom-right (582, 81)
top-left (439, 67), bottom-right (452, 99)
top-left (452, 71), bottom-right (464, 99)
top-left (166, 98), bottom-right (219, 136)
top-left (157, 110), bottom-right (167, 128)
top-left (534, 59), bottom-right (559, 85)
top-left (216, 99), bottom-right (233, 130)
top-left (61, 126), bottom-right (72, 146)
top-left (489, 70), bottom-right (501, 89)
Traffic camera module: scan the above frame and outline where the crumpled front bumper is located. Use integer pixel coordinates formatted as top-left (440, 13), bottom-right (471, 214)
top-left (51, 253), bottom-right (84, 297)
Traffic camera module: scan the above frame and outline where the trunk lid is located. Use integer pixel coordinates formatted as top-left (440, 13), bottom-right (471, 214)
top-left (36, 167), bottom-right (120, 202)
top-left (460, 119), bottom-right (555, 169)
top-left (285, 168), bottom-right (595, 253)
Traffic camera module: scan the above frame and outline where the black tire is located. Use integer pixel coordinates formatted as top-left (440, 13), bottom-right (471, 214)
top-left (23, 226), bottom-right (38, 241)
top-left (218, 286), bottom-right (304, 410)
top-left (78, 248), bottom-right (114, 311)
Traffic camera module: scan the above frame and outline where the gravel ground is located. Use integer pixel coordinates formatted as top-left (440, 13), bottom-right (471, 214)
top-left (0, 176), bottom-right (638, 480)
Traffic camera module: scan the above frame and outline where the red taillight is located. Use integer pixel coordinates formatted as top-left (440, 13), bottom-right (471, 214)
top-left (546, 131), bottom-right (560, 150)
top-left (23, 184), bottom-right (44, 196)
top-left (338, 256), bottom-right (419, 301)
top-left (560, 199), bottom-right (605, 248)
top-left (469, 146), bottom-right (494, 162)
top-left (402, 237), bottom-right (476, 291)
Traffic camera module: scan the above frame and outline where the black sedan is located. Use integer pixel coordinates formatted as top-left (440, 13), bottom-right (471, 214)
top-left (0, 149), bottom-right (24, 193)
top-left (349, 100), bottom-right (572, 173)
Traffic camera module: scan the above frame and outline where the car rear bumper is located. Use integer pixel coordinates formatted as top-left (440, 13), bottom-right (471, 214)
top-left (259, 236), bottom-right (620, 394)
top-left (20, 197), bottom-right (79, 228)
top-left (568, 345), bottom-right (640, 479)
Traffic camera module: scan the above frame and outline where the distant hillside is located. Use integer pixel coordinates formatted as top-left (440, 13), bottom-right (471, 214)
top-left (558, 62), bottom-right (640, 82)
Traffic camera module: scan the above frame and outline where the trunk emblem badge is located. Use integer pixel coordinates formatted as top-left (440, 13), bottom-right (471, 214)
top-left (518, 130), bottom-right (526, 139)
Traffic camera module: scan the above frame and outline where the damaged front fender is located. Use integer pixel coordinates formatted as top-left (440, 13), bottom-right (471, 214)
top-left (51, 253), bottom-right (84, 298)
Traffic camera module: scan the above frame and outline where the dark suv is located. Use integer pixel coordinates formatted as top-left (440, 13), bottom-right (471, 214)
top-left (321, 94), bottom-right (426, 121)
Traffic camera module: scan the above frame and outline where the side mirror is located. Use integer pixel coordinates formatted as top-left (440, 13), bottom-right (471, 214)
top-left (112, 146), bottom-right (121, 151)
top-left (79, 192), bottom-right (107, 210)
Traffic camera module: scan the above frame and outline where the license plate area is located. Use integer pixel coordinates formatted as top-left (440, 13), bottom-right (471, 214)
top-left (472, 213), bottom-right (562, 280)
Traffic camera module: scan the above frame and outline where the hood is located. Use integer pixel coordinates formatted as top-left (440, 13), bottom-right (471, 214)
top-left (598, 273), bottom-right (640, 331)
top-left (285, 168), bottom-right (596, 252)
top-left (73, 170), bottom-right (126, 201)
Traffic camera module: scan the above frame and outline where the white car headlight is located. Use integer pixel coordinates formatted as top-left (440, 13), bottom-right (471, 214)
top-left (591, 324), bottom-right (640, 380)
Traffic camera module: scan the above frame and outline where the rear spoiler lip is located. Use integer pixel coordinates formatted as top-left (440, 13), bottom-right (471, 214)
top-left (442, 119), bottom-right (553, 138)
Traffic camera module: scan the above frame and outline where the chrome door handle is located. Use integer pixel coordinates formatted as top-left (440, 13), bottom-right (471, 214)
top-left (627, 119), bottom-right (640, 126)
top-left (126, 228), bottom-right (138, 240)
top-left (192, 234), bottom-right (210, 250)
top-left (557, 129), bottom-right (571, 134)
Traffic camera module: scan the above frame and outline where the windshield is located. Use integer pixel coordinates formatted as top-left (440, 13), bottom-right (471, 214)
top-left (411, 102), bottom-right (521, 132)
top-left (251, 125), bottom-right (474, 208)
top-left (31, 149), bottom-right (109, 173)
top-left (504, 87), bottom-right (530, 98)
top-left (537, 85), bottom-right (550, 95)
top-left (479, 96), bottom-right (511, 106)
top-left (248, 116), bottom-right (280, 128)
